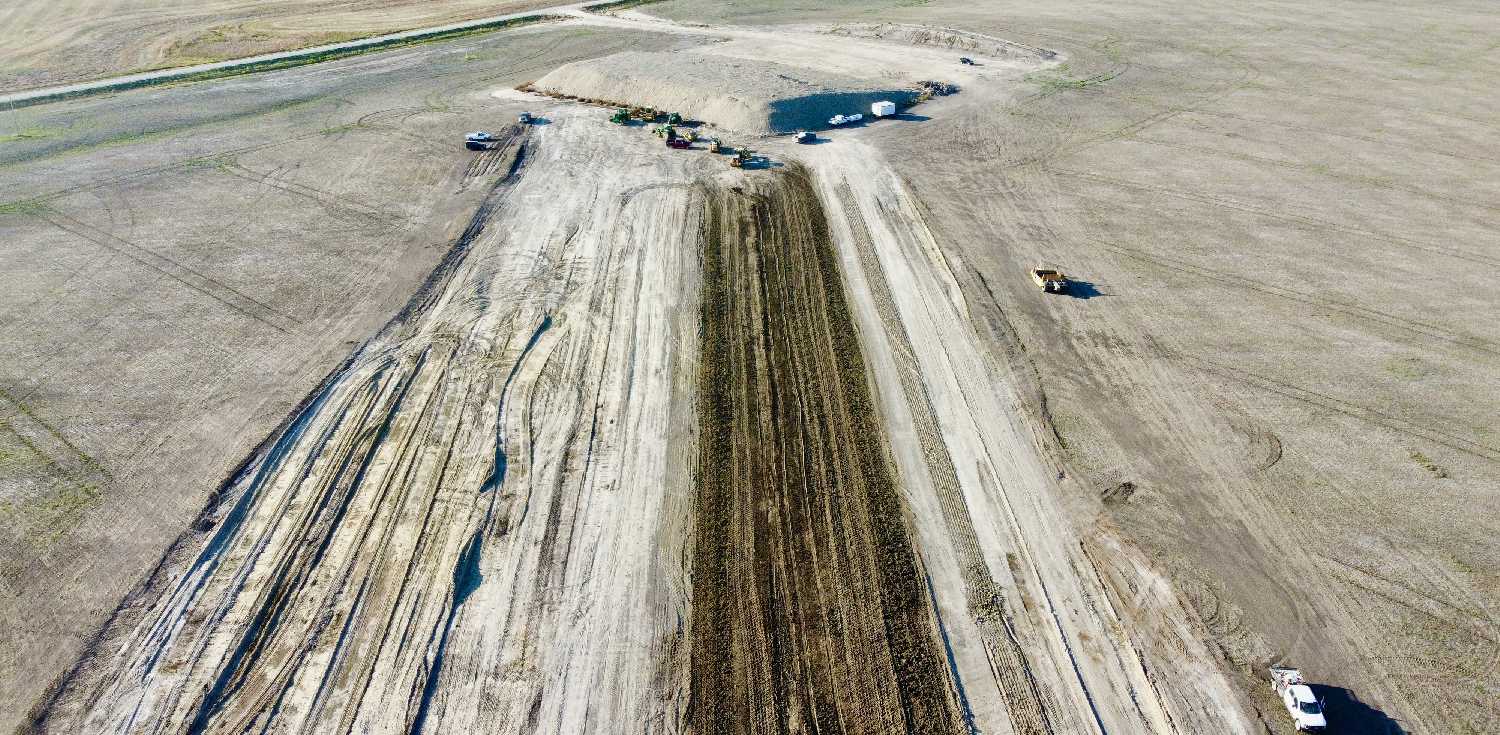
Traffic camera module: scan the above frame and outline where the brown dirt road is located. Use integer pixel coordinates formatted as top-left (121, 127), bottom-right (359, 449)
top-left (691, 167), bottom-right (961, 734)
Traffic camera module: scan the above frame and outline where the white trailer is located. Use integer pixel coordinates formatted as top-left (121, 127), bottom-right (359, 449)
top-left (871, 100), bottom-right (896, 117)
top-left (1270, 666), bottom-right (1328, 732)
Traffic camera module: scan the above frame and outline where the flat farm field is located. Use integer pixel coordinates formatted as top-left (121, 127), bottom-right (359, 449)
top-left (0, 0), bottom-right (563, 92)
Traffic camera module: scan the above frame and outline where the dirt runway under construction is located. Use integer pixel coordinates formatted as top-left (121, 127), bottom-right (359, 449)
top-left (690, 168), bottom-right (961, 734)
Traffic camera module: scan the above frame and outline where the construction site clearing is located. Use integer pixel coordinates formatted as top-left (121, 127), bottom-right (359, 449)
top-left (2, 1), bottom-right (1496, 734)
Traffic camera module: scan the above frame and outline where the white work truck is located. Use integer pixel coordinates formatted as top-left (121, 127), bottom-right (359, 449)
top-left (1271, 666), bottom-right (1328, 732)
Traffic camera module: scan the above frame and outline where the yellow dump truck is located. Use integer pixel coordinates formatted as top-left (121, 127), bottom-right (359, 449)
top-left (1030, 266), bottom-right (1069, 293)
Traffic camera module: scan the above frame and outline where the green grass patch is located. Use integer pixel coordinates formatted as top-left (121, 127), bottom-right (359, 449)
top-left (1409, 450), bottom-right (1449, 479)
top-left (1025, 61), bottom-right (1119, 93)
top-left (583, 0), bottom-right (669, 13)
top-left (0, 199), bottom-right (48, 216)
top-left (0, 126), bottom-right (62, 143)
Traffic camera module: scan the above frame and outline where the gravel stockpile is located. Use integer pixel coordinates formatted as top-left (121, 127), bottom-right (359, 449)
top-left (532, 51), bottom-right (917, 134)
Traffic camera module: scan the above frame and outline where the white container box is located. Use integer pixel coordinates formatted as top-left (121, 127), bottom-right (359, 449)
top-left (871, 100), bottom-right (896, 117)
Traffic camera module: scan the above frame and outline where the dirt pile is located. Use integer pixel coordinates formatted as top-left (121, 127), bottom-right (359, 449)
top-left (532, 51), bottom-right (917, 134)
top-left (690, 167), bottom-right (961, 733)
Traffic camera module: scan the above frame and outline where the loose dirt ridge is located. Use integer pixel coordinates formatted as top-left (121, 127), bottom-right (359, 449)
top-left (691, 168), bottom-right (962, 734)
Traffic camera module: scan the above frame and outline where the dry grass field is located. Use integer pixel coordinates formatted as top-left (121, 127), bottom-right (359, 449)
top-left (0, 0), bottom-right (565, 91)
top-left (1, 0), bottom-right (1496, 733)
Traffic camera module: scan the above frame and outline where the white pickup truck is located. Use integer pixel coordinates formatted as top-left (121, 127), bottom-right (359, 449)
top-left (1271, 666), bottom-right (1328, 732)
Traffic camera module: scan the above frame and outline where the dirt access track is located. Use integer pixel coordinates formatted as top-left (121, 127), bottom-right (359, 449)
top-left (4, 0), bottom-right (1499, 733)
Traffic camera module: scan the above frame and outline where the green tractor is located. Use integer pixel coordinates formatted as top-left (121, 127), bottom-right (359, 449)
top-left (653, 124), bottom-right (677, 139)
top-left (666, 112), bottom-right (683, 125)
top-left (610, 108), bottom-right (630, 124)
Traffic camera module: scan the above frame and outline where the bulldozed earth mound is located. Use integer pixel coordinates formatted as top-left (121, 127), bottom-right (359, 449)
top-left (532, 51), bottom-right (917, 134)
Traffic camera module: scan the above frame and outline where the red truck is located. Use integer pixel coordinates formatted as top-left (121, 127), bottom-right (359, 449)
top-left (666, 138), bottom-right (691, 150)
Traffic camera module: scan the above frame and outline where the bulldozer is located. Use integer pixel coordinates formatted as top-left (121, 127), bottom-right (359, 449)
top-left (730, 149), bottom-right (752, 168)
top-left (708, 137), bottom-right (724, 153)
top-left (1030, 266), bottom-right (1070, 293)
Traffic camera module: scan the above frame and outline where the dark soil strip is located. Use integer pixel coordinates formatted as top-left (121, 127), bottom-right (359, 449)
top-left (690, 167), bottom-right (962, 735)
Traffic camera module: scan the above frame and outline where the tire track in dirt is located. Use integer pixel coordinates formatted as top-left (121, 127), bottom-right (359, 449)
top-left (831, 181), bottom-right (1059, 735)
top-left (30, 113), bottom-right (701, 734)
top-left (36, 205), bottom-right (302, 335)
top-left (1169, 348), bottom-right (1500, 464)
top-left (1096, 239), bottom-right (1500, 359)
top-left (690, 167), bottom-right (962, 735)
top-left (1052, 167), bottom-right (1500, 270)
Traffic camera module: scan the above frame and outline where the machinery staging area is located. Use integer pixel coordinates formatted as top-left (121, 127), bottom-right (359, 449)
top-left (1, 0), bottom-right (1496, 733)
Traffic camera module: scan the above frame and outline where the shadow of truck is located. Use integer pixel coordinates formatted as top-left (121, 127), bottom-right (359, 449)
top-left (1310, 684), bottom-right (1407, 735)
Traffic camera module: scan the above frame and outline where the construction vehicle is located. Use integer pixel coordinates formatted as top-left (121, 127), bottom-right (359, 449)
top-left (610, 108), bottom-right (631, 124)
top-left (464, 131), bottom-right (494, 150)
top-left (730, 149), bottom-right (752, 168)
top-left (653, 124), bottom-right (676, 139)
top-left (666, 112), bottom-right (683, 125)
top-left (708, 137), bottom-right (724, 153)
top-left (666, 137), bottom-right (691, 150)
top-left (518, 112), bottom-right (532, 124)
top-left (794, 131), bottom-right (814, 144)
top-left (683, 129), bottom-right (698, 142)
top-left (1030, 266), bottom-right (1069, 293)
top-left (1270, 667), bottom-right (1328, 732)
top-left (959, 56), bottom-right (975, 65)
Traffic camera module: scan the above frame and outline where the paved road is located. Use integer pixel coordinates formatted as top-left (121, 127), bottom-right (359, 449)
top-left (0, 1), bottom-right (604, 107)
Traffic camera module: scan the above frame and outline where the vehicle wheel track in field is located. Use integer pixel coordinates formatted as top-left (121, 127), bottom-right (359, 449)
top-left (1167, 348), bottom-right (1500, 464)
top-left (30, 115), bottom-right (701, 733)
top-left (831, 180), bottom-right (1058, 735)
top-left (1095, 239), bottom-right (1500, 359)
top-left (36, 205), bottom-right (301, 335)
top-left (1053, 167), bottom-right (1500, 270)
top-left (217, 159), bottom-right (410, 231)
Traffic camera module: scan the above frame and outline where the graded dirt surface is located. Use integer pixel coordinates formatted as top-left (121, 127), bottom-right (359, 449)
top-left (0, 0), bottom-right (571, 92)
top-left (33, 108), bottom-right (704, 733)
top-left (534, 52), bottom-right (916, 134)
top-left (0, 22), bottom-right (678, 733)
top-left (3, 1), bottom-right (1498, 734)
top-left (692, 167), bottom-right (959, 733)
